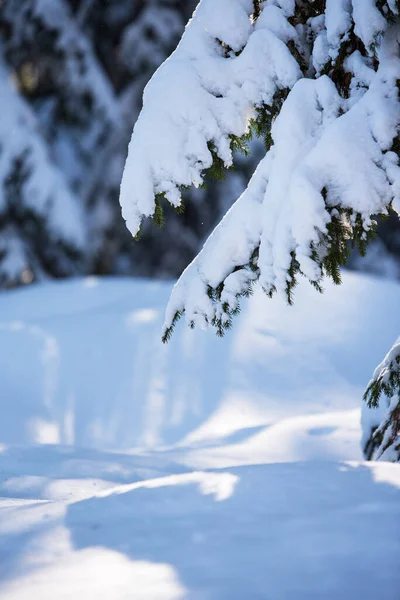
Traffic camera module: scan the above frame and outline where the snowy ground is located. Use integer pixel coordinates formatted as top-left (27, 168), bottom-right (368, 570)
top-left (0, 273), bottom-right (399, 598)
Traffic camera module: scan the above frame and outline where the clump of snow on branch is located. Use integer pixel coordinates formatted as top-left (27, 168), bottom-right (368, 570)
top-left (120, 0), bottom-right (301, 236)
top-left (257, 26), bottom-right (400, 291)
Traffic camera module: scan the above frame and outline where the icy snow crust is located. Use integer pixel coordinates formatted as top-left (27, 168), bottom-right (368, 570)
top-left (0, 274), bottom-right (400, 598)
top-left (120, 0), bottom-right (400, 335)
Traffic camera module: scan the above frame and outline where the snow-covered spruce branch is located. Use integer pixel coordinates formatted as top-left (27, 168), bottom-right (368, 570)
top-left (363, 341), bottom-right (400, 461)
top-left (120, 0), bottom-right (400, 342)
top-left (120, 0), bottom-right (302, 235)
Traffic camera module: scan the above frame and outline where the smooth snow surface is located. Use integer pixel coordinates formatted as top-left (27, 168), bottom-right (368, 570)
top-left (0, 273), bottom-right (400, 598)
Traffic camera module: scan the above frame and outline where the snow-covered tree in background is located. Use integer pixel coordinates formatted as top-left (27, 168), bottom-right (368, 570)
top-left (0, 0), bottom-right (116, 282)
top-left (1, 0), bottom-right (120, 191)
top-left (0, 55), bottom-right (85, 284)
top-left (120, 0), bottom-right (400, 460)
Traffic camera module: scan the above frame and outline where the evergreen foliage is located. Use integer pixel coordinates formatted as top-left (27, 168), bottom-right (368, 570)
top-left (363, 342), bottom-right (400, 461)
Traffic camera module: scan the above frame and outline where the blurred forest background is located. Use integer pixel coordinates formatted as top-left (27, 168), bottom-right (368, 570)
top-left (0, 0), bottom-right (399, 289)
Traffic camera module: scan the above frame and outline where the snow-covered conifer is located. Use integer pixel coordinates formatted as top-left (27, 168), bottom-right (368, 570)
top-left (0, 0), bottom-right (120, 280)
top-left (0, 0), bottom-right (121, 193)
top-left (0, 56), bottom-right (85, 284)
top-left (120, 0), bottom-right (400, 460)
top-left (363, 341), bottom-right (400, 462)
